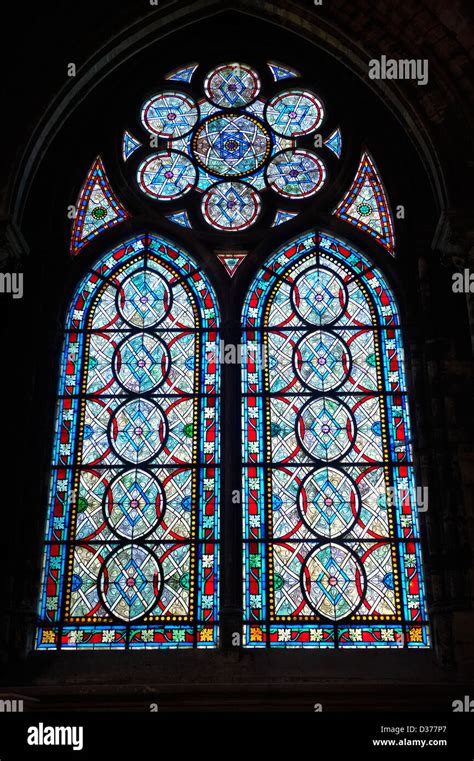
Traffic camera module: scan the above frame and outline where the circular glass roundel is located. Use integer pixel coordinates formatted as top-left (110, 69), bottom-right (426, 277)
top-left (99, 544), bottom-right (163, 621)
top-left (265, 89), bottom-right (324, 137)
top-left (104, 469), bottom-right (165, 540)
top-left (294, 330), bottom-right (350, 391)
top-left (204, 62), bottom-right (261, 108)
top-left (266, 150), bottom-right (326, 198)
top-left (108, 399), bottom-right (168, 463)
top-left (358, 202), bottom-right (373, 216)
top-left (297, 467), bottom-right (360, 539)
top-left (137, 151), bottom-right (196, 200)
top-left (291, 267), bottom-right (348, 326)
top-left (301, 543), bottom-right (365, 620)
top-left (191, 113), bottom-right (271, 178)
top-left (297, 396), bottom-right (356, 461)
top-left (113, 334), bottom-right (170, 393)
top-left (202, 181), bottom-right (262, 231)
top-left (141, 92), bottom-right (199, 138)
top-left (117, 270), bottom-right (172, 329)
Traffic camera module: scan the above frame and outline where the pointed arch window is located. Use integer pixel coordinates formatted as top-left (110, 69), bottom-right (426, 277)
top-left (37, 234), bottom-right (220, 649)
top-left (241, 231), bottom-right (429, 648)
top-left (35, 56), bottom-right (431, 654)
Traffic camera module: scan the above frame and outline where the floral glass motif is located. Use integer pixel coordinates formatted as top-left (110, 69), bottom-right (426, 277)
top-left (36, 234), bottom-right (220, 649)
top-left (137, 63), bottom-right (329, 230)
top-left (242, 231), bottom-right (429, 648)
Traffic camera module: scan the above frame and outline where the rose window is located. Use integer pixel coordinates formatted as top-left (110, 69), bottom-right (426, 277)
top-left (134, 62), bottom-right (331, 230)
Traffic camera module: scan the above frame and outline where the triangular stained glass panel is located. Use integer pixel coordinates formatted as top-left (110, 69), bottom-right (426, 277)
top-left (272, 210), bottom-right (299, 227)
top-left (217, 253), bottom-right (246, 277)
top-left (165, 63), bottom-right (199, 83)
top-left (324, 127), bottom-right (342, 158)
top-left (267, 61), bottom-right (299, 81)
top-left (164, 210), bottom-right (192, 229)
top-left (70, 157), bottom-right (129, 256)
top-left (122, 130), bottom-right (141, 161)
top-left (334, 152), bottom-right (395, 255)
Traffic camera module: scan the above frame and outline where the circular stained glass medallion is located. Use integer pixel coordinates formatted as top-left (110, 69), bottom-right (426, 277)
top-left (297, 467), bottom-right (360, 539)
top-left (266, 149), bottom-right (326, 198)
top-left (301, 543), bottom-right (365, 620)
top-left (296, 396), bottom-right (356, 461)
top-left (294, 330), bottom-right (350, 391)
top-left (192, 113), bottom-right (271, 178)
top-left (137, 151), bottom-right (196, 200)
top-left (103, 469), bottom-right (165, 540)
top-left (108, 399), bottom-right (168, 463)
top-left (204, 62), bottom-right (261, 108)
top-left (117, 270), bottom-right (172, 329)
top-left (113, 333), bottom-right (170, 393)
top-left (202, 181), bottom-right (261, 231)
top-left (266, 89), bottom-right (324, 137)
top-left (92, 206), bottom-right (107, 220)
top-left (141, 92), bottom-right (199, 138)
top-left (291, 266), bottom-right (348, 326)
top-left (99, 544), bottom-right (163, 621)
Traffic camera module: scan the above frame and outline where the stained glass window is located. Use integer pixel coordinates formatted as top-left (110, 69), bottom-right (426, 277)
top-left (165, 63), bottom-right (199, 83)
top-left (70, 157), bottom-right (129, 256)
top-left (202, 181), bottom-right (262, 230)
top-left (192, 113), bottom-right (272, 177)
top-left (135, 63), bottom-right (330, 231)
top-left (36, 233), bottom-right (220, 649)
top-left (324, 127), bottom-right (342, 159)
top-left (122, 131), bottom-right (141, 162)
top-left (266, 150), bottom-right (326, 198)
top-left (272, 209), bottom-right (299, 227)
top-left (204, 63), bottom-right (261, 108)
top-left (334, 152), bottom-right (395, 255)
top-left (216, 253), bottom-right (247, 277)
top-left (141, 92), bottom-right (199, 138)
top-left (241, 231), bottom-right (429, 648)
top-left (164, 210), bottom-right (192, 228)
top-left (267, 61), bottom-right (299, 82)
top-left (265, 89), bottom-right (324, 138)
top-left (49, 56), bottom-right (427, 655)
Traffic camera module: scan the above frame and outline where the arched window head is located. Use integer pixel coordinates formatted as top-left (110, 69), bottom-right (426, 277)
top-left (37, 234), bottom-right (220, 649)
top-left (242, 231), bottom-right (428, 648)
top-left (37, 54), bottom-right (426, 655)
top-left (73, 61), bottom-right (396, 279)
top-left (121, 61), bottom-right (334, 244)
